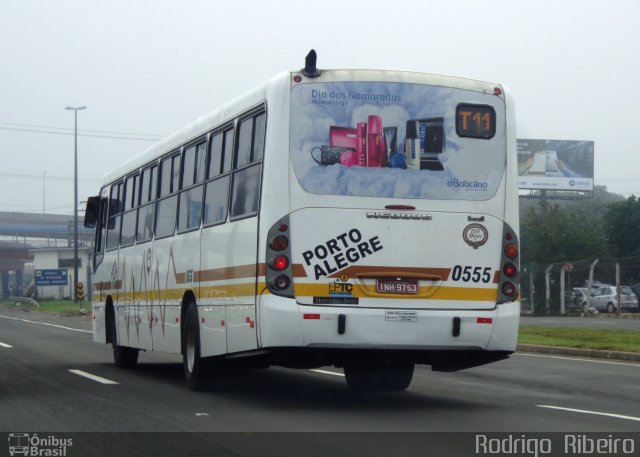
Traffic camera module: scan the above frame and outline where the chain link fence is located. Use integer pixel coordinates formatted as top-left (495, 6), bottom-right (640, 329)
top-left (521, 255), bottom-right (640, 314)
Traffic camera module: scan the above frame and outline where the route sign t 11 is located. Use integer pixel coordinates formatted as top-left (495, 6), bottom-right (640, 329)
top-left (35, 269), bottom-right (68, 286)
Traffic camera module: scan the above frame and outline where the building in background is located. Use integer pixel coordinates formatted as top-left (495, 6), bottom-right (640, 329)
top-left (29, 247), bottom-right (91, 300)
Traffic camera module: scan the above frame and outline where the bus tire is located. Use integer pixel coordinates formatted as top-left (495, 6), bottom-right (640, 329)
top-left (182, 302), bottom-right (212, 391)
top-left (110, 314), bottom-right (139, 369)
top-left (344, 359), bottom-right (414, 392)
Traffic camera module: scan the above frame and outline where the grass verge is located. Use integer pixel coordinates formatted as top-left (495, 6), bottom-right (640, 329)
top-left (0, 299), bottom-right (89, 316)
top-left (519, 326), bottom-right (640, 353)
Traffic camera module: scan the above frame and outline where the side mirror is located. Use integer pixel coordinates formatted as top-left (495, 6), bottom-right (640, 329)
top-left (84, 196), bottom-right (99, 228)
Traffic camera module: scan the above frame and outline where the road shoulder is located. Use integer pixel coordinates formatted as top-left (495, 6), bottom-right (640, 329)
top-left (518, 343), bottom-right (640, 362)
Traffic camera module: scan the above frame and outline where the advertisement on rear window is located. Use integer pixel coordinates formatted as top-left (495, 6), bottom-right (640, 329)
top-left (289, 81), bottom-right (506, 200)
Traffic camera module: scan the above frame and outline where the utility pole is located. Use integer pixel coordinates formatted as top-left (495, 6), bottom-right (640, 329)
top-left (65, 105), bottom-right (87, 303)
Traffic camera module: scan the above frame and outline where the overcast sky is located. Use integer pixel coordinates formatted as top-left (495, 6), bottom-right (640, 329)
top-left (1, 0), bottom-right (638, 216)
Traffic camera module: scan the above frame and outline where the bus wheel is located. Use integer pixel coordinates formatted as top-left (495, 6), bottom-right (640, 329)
top-left (182, 302), bottom-right (213, 391)
top-left (110, 317), bottom-right (139, 369)
top-left (344, 359), bottom-right (414, 391)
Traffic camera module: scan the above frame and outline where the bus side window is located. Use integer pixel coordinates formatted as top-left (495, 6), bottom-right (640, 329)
top-left (183, 145), bottom-right (197, 188)
top-left (203, 130), bottom-right (231, 227)
top-left (236, 117), bottom-right (253, 168)
top-left (253, 112), bottom-right (266, 161)
top-left (120, 174), bottom-right (139, 247)
top-left (195, 142), bottom-right (206, 183)
top-left (106, 181), bottom-right (123, 250)
top-left (178, 185), bottom-right (204, 232)
top-left (208, 133), bottom-right (223, 178)
top-left (156, 154), bottom-right (179, 238)
top-left (137, 165), bottom-right (156, 243)
top-left (230, 110), bottom-right (265, 220)
top-left (159, 153), bottom-right (179, 197)
top-left (236, 111), bottom-right (266, 167)
top-left (222, 128), bottom-right (234, 173)
top-left (203, 175), bottom-right (230, 226)
top-left (93, 196), bottom-right (108, 268)
top-left (178, 140), bottom-right (206, 232)
top-left (171, 154), bottom-right (180, 193)
top-left (230, 164), bottom-right (261, 219)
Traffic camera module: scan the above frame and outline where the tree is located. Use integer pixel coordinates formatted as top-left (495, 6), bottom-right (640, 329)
top-left (520, 200), bottom-right (609, 313)
top-left (521, 200), bottom-right (608, 265)
top-left (604, 196), bottom-right (640, 258)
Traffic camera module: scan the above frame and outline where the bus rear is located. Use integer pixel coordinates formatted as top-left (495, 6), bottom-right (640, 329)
top-left (259, 69), bottom-right (519, 390)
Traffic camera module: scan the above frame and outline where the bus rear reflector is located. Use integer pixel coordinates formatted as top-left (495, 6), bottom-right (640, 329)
top-left (274, 274), bottom-right (290, 290)
top-left (504, 244), bottom-right (518, 259)
top-left (477, 318), bottom-right (493, 324)
top-left (501, 281), bottom-right (517, 297)
top-left (270, 235), bottom-right (289, 251)
top-left (303, 314), bottom-right (321, 320)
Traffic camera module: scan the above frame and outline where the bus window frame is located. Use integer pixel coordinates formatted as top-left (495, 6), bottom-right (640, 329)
top-left (207, 122), bottom-right (234, 180)
top-left (93, 193), bottom-right (109, 270)
top-left (155, 151), bottom-right (181, 240)
top-left (120, 171), bottom-right (140, 248)
top-left (98, 103), bottom-right (267, 246)
top-left (177, 136), bottom-right (208, 234)
top-left (229, 105), bottom-right (266, 222)
top-left (105, 180), bottom-right (123, 252)
top-left (202, 122), bottom-right (234, 229)
top-left (136, 163), bottom-right (157, 245)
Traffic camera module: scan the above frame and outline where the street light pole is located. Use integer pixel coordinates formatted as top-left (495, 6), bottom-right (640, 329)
top-left (65, 105), bottom-right (87, 304)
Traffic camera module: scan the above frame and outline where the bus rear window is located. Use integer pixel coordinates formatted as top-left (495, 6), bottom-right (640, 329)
top-left (289, 81), bottom-right (506, 201)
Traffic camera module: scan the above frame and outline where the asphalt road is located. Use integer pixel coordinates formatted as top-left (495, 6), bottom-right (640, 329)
top-left (1, 309), bottom-right (639, 455)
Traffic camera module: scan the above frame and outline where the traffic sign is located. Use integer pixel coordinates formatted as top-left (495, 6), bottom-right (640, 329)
top-left (35, 269), bottom-right (68, 286)
top-left (76, 282), bottom-right (84, 300)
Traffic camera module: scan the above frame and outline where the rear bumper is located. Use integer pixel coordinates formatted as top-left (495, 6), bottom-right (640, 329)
top-left (258, 294), bottom-right (519, 352)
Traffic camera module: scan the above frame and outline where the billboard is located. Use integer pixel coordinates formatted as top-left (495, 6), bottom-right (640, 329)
top-left (517, 139), bottom-right (594, 191)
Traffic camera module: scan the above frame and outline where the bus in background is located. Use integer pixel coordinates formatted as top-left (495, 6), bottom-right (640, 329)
top-left (84, 51), bottom-right (519, 391)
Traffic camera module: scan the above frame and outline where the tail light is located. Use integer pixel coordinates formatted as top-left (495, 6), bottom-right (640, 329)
top-left (270, 235), bottom-right (289, 251)
top-left (497, 223), bottom-right (519, 304)
top-left (266, 216), bottom-right (294, 297)
top-left (270, 255), bottom-right (289, 271)
top-left (503, 263), bottom-right (517, 278)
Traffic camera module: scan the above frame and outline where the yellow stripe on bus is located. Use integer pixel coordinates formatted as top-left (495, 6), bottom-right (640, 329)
top-left (292, 283), bottom-right (498, 302)
top-left (104, 283), bottom-right (260, 302)
top-left (95, 282), bottom-right (497, 303)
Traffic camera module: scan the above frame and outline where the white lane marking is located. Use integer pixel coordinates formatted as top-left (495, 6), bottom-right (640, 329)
top-left (517, 352), bottom-right (640, 367)
top-left (537, 405), bottom-right (640, 422)
top-left (0, 314), bottom-right (91, 334)
top-left (0, 341), bottom-right (13, 348)
top-left (310, 369), bottom-right (345, 377)
top-left (69, 369), bottom-right (119, 385)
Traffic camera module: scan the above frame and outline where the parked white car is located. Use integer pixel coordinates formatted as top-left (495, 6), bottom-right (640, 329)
top-left (587, 286), bottom-right (638, 313)
top-left (568, 287), bottom-right (589, 311)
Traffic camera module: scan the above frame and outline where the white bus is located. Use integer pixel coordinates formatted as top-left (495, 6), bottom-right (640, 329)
top-left (85, 51), bottom-right (520, 391)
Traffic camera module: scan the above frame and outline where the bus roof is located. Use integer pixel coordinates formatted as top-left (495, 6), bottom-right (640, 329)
top-left (100, 69), bottom-right (503, 187)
